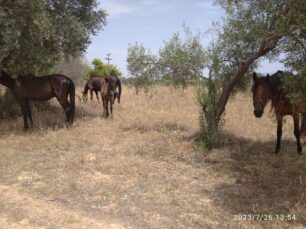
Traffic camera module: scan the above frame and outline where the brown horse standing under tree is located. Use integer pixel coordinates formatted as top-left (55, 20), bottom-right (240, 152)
top-left (0, 72), bottom-right (75, 130)
top-left (252, 71), bottom-right (305, 154)
top-left (82, 75), bottom-right (121, 103)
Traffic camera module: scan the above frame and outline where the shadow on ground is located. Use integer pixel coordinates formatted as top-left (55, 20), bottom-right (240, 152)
top-left (0, 102), bottom-right (101, 135)
top-left (198, 132), bottom-right (306, 226)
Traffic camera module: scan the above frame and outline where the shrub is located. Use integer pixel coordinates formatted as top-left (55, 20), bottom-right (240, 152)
top-left (0, 89), bottom-right (50, 119)
top-left (0, 89), bottom-right (20, 119)
top-left (197, 79), bottom-right (222, 149)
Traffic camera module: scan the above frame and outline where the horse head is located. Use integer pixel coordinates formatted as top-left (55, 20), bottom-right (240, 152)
top-left (252, 72), bottom-right (271, 118)
top-left (81, 90), bottom-right (88, 101)
top-left (105, 77), bottom-right (117, 94)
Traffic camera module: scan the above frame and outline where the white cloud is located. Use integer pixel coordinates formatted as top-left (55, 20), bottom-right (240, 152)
top-left (101, 1), bottom-right (137, 17)
top-left (139, 0), bottom-right (175, 15)
top-left (197, 1), bottom-right (216, 11)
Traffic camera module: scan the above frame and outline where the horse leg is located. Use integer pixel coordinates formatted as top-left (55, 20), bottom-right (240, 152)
top-left (106, 99), bottom-right (109, 118)
top-left (28, 108), bottom-right (33, 126)
top-left (110, 98), bottom-right (113, 117)
top-left (95, 90), bottom-right (99, 101)
top-left (90, 90), bottom-right (93, 101)
top-left (102, 96), bottom-right (106, 118)
top-left (113, 92), bottom-right (117, 104)
top-left (293, 114), bottom-right (302, 155)
top-left (25, 100), bottom-right (34, 127)
top-left (301, 112), bottom-right (306, 144)
top-left (19, 102), bottom-right (29, 131)
top-left (56, 98), bottom-right (71, 125)
top-left (275, 115), bottom-right (283, 154)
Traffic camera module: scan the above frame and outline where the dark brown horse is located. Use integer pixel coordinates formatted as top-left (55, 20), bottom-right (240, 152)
top-left (82, 75), bottom-right (121, 103)
top-left (82, 75), bottom-right (101, 101)
top-left (252, 71), bottom-right (305, 154)
top-left (100, 76), bottom-right (117, 118)
top-left (0, 71), bottom-right (75, 130)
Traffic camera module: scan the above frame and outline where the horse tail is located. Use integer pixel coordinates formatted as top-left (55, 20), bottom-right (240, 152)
top-left (117, 77), bottom-right (122, 103)
top-left (302, 110), bottom-right (306, 143)
top-left (69, 79), bottom-right (75, 125)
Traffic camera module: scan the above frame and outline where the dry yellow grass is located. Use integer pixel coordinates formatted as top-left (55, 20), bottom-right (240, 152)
top-left (0, 85), bottom-right (305, 229)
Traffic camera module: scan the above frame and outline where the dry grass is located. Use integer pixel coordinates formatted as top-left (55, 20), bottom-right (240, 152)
top-left (0, 85), bottom-right (305, 229)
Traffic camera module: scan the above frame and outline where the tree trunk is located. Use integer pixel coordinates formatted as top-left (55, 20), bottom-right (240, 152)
top-left (214, 35), bottom-right (280, 124)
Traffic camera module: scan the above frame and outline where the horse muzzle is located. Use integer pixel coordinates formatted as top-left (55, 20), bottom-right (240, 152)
top-left (254, 109), bottom-right (263, 118)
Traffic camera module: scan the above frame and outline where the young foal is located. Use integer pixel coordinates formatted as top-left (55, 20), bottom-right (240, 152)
top-left (252, 71), bottom-right (305, 154)
top-left (101, 77), bottom-right (117, 118)
top-left (0, 72), bottom-right (75, 130)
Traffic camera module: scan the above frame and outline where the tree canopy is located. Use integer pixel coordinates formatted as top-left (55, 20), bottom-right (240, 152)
top-left (127, 42), bottom-right (159, 91)
top-left (159, 26), bottom-right (206, 86)
top-left (0, 0), bottom-right (107, 75)
top-left (87, 58), bottom-right (122, 77)
top-left (207, 0), bottom-right (306, 122)
top-left (127, 26), bottom-right (206, 89)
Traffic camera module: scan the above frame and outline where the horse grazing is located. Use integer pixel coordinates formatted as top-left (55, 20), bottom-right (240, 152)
top-left (0, 71), bottom-right (75, 131)
top-left (82, 75), bottom-right (121, 103)
top-left (101, 76), bottom-right (117, 118)
top-left (252, 71), bottom-right (305, 154)
top-left (82, 75), bottom-right (101, 102)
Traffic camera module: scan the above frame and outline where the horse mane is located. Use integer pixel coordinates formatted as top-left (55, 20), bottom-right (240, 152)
top-left (268, 71), bottom-right (283, 94)
top-left (251, 71), bottom-right (287, 112)
top-left (267, 71), bottom-right (287, 111)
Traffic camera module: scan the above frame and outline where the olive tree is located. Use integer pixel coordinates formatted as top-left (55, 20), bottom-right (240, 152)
top-left (199, 0), bottom-right (306, 148)
top-left (0, 0), bottom-right (107, 75)
top-left (127, 42), bottom-right (159, 93)
top-left (127, 26), bottom-right (206, 91)
top-left (159, 26), bottom-right (206, 87)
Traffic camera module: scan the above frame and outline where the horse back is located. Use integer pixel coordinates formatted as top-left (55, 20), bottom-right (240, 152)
top-left (17, 74), bottom-right (72, 101)
top-left (87, 76), bottom-right (103, 90)
top-left (16, 76), bottom-right (54, 100)
top-left (270, 71), bottom-right (306, 116)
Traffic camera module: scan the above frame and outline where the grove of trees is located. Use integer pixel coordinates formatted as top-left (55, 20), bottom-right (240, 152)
top-left (127, 25), bottom-right (206, 90)
top-left (127, 0), bottom-right (306, 148)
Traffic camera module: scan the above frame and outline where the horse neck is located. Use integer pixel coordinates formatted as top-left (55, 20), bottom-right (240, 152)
top-left (268, 83), bottom-right (285, 110)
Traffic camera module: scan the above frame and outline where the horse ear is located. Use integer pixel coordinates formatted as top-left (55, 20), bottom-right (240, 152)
top-left (252, 72), bottom-right (258, 81)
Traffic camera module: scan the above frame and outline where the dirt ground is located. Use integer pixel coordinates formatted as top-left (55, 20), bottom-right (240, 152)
top-left (0, 85), bottom-right (305, 229)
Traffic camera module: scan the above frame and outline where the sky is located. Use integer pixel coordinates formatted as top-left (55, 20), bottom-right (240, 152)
top-left (85, 0), bottom-right (283, 77)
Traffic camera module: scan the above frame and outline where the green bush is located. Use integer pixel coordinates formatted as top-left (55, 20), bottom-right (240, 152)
top-left (197, 80), bottom-right (222, 149)
top-left (0, 89), bottom-right (50, 119)
top-left (0, 90), bottom-right (20, 119)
